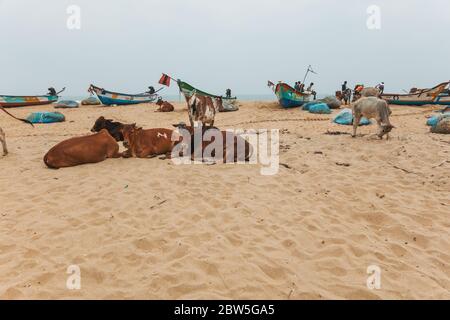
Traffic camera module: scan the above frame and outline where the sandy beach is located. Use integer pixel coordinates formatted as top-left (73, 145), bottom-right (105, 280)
top-left (0, 101), bottom-right (449, 299)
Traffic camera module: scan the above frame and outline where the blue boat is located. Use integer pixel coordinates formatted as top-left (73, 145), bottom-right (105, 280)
top-left (272, 82), bottom-right (311, 108)
top-left (88, 84), bottom-right (160, 106)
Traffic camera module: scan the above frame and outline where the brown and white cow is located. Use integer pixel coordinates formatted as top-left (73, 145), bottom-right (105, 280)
top-left (186, 94), bottom-right (223, 127)
top-left (155, 99), bottom-right (174, 112)
top-left (43, 129), bottom-right (121, 168)
top-left (120, 124), bottom-right (177, 158)
top-left (172, 123), bottom-right (253, 163)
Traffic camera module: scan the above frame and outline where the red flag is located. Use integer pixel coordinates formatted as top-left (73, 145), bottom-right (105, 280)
top-left (159, 73), bottom-right (171, 87)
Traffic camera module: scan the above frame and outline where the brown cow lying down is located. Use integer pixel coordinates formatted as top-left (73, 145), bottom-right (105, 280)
top-left (121, 124), bottom-right (176, 158)
top-left (172, 123), bottom-right (253, 163)
top-left (155, 99), bottom-right (174, 112)
top-left (44, 129), bottom-right (121, 168)
top-left (91, 116), bottom-right (127, 141)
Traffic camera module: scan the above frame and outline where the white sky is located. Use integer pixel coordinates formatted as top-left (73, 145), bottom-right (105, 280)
top-left (1, 0), bottom-right (449, 96)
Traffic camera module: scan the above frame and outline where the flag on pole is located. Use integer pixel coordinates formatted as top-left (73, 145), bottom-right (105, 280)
top-left (267, 80), bottom-right (274, 87)
top-left (159, 73), bottom-right (171, 87)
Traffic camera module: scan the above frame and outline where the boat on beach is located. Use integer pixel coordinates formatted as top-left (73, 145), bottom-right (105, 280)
top-left (88, 84), bottom-right (160, 106)
top-left (271, 82), bottom-right (312, 108)
top-left (381, 81), bottom-right (450, 106)
top-left (176, 79), bottom-right (239, 111)
top-left (0, 87), bottom-right (65, 108)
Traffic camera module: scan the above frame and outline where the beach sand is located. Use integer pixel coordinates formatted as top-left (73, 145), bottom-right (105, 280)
top-left (0, 101), bottom-right (449, 299)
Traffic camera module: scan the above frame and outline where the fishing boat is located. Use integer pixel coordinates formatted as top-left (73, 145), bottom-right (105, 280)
top-left (270, 82), bottom-right (312, 108)
top-left (0, 87), bottom-right (65, 108)
top-left (177, 80), bottom-right (239, 111)
top-left (88, 84), bottom-right (161, 106)
top-left (381, 81), bottom-right (450, 106)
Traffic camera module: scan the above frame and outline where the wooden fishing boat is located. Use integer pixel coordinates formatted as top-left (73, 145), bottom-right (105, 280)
top-left (272, 82), bottom-right (311, 108)
top-left (88, 84), bottom-right (160, 106)
top-left (381, 81), bottom-right (450, 106)
top-left (177, 80), bottom-right (238, 111)
top-left (0, 87), bottom-right (65, 108)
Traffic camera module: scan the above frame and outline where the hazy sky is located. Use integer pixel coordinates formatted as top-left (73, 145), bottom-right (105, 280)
top-left (1, 0), bottom-right (449, 96)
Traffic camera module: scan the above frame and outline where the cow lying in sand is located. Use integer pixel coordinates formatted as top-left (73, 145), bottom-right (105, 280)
top-left (352, 97), bottom-right (394, 139)
top-left (155, 99), bottom-right (174, 112)
top-left (44, 129), bottom-right (121, 168)
top-left (91, 116), bottom-right (127, 141)
top-left (1, 106), bottom-right (33, 156)
top-left (187, 94), bottom-right (223, 127)
top-left (120, 124), bottom-right (176, 158)
top-left (172, 123), bottom-right (253, 163)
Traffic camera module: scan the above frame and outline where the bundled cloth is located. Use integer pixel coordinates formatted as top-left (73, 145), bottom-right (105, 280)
top-left (430, 117), bottom-right (450, 134)
top-left (54, 100), bottom-right (79, 108)
top-left (426, 113), bottom-right (450, 127)
top-left (26, 112), bottom-right (65, 124)
top-left (81, 96), bottom-right (101, 105)
top-left (308, 103), bottom-right (331, 114)
top-left (333, 108), bottom-right (371, 126)
top-left (302, 101), bottom-right (320, 111)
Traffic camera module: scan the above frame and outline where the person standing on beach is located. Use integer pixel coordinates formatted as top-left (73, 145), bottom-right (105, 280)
top-left (307, 82), bottom-right (317, 99)
top-left (342, 81), bottom-right (348, 93)
top-left (376, 82), bottom-right (385, 94)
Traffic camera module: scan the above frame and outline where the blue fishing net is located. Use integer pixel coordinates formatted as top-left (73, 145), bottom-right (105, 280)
top-left (27, 112), bottom-right (65, 123)
top-left (308, 103), bottom-right (331, 114)
top-left (333, 108), bottom-right (371, 126)
top-left (427, 113), bottom-right (450, 127)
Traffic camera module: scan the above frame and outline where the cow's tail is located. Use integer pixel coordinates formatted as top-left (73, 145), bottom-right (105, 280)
top-left (0, 107), bottom-right (34, 127)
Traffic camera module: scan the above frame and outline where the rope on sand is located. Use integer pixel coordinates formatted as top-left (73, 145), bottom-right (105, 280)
top-left (224, 117), bottom-right (330, 126)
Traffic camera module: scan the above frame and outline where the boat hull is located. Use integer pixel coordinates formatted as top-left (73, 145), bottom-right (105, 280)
top-left (0, 95), bottom-right (58, 108)
top-left (177, 80), bottom-right (238, 111)
top-left (381, 82), bottom-right (450, 106)
top-left (89, 85), bottom-right (158, 106)
top-left (275, 83), bottom-right (311, 108)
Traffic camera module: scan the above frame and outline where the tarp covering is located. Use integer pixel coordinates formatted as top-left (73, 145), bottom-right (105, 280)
top-left (426, 113), bottom-right (450, 127)
top-left (308, 103), bottom-right (331, 114)
top-left (431, 117), bottom-right (450, 134)
top-left (333, 108), bottom-right (371, 126)
top-left (54, 100), bottom-right (79, 108)
top-left (26, 112), bottom-right (65, 123)
top-left (81, 96), bottom-right (101, 105)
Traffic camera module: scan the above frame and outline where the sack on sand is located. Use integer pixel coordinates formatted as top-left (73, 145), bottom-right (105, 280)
top-left (308, 103), bottom-right (331, 114)
top-left (320, 96), bottom-right (342, 109)
top-left (333, 108), bottom-right (371, 126)
top-left (27, 112), bottom-right (65, 124)
top-left (54, 100), bottom-right (79, 108)
top-left (431, 117), bottom-right (450, 134)
top-left (426, 113), bottom-right (450, 127)
top-left (81, 96), bottom-right (101, 105)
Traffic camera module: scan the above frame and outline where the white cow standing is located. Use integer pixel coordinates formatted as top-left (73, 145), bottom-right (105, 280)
top-left (352, 97), bottom-right (394, 139)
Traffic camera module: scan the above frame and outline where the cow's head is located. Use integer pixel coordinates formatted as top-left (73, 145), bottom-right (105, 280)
top-left (378, 124), bottom-right (395, 138)
top-left (121, 123), bottom-right (139, 148)
top-left (91, 116), bottom-right (113, 132)
top-left (156, 98), bottom-right (163, 106)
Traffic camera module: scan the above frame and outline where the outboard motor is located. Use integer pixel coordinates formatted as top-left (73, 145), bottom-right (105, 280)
top-left (47, 87), bottom-right (57, 96)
